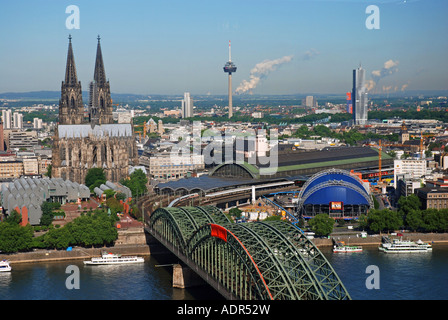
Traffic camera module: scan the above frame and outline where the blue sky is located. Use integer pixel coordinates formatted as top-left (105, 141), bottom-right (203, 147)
top-left (0, 0), bottom-right (447, 95)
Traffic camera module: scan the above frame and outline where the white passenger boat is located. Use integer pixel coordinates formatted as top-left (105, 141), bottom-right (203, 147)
top-left (333, 241), bottom-right (362, 253)
top-left (333, 245), bottom-right (363, 253)
top-left (84, 252), bottom-right (144, 265)
top-left (0, 259), bottom-right (11, 272)
top-left (379, 238), bottom-right (432, 253)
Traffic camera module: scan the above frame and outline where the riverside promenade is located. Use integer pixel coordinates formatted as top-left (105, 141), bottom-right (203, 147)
top-left (313, 231), bottom-right (448, 247)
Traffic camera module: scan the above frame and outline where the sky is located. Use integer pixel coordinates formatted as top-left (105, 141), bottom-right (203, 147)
top-left (0, 0), bottom-right (447, 96)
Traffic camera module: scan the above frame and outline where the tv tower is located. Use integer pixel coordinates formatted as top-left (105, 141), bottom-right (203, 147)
top-left (223, 40), bottom-right (237, 118)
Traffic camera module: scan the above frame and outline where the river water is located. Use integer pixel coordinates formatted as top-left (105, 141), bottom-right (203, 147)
top-left (1, 245), bottom-right (447, 300)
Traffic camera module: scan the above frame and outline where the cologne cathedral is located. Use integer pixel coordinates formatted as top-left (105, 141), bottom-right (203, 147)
top-left (51, 36), bottom-right (138, 184)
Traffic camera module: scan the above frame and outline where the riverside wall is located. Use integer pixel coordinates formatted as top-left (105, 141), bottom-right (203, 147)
top-left (313, 232), bottom-right (448, 247)
top-left (0, 227), bottom-right (161, 265)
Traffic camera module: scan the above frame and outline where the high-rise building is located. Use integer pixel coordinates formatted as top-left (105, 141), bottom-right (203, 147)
top-left (33, 118), bottom-right (43, 129)
top-left (181, 92), bottom-right (193, 118)
top-left (305, 96), bottom-right (317, 110)
top-left (1, 110), bottom-right (12, 129)
top-left (352, 65), bottom-right (368, 125)
top-left (0, 117), bottom-right (4, 151)
top-left (13, 112), bottom-right (23, 129)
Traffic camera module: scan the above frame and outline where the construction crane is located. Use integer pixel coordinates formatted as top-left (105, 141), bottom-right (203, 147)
top-left (134, 123), bottom-right (149, 143)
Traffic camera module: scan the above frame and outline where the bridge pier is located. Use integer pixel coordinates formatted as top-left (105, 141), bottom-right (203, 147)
top-left (173, 264), bottom-right (205, 289)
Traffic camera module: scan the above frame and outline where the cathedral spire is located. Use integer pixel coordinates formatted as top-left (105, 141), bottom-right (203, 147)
top-left (59, 35), bottom-right (84, 125)
top-left (65, 34), bottom-right (78, 86)
top-left (94, 35), bottom-right (107, 86)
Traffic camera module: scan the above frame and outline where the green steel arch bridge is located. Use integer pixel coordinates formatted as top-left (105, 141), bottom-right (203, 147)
top-left (147, 205), bottom-right (351, 300)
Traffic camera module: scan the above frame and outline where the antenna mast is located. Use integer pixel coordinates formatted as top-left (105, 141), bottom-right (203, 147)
top-left (229, 40), bottom-right (231, 62)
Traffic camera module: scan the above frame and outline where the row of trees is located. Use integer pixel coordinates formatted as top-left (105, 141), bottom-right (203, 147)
top-left (360, 194), bottom-right (448, 233)
top-left (0, 209), bottom-right (119, 253)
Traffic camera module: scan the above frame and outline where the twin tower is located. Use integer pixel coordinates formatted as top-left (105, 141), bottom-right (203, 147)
top-left (59, 35), bottom-right (113, 126)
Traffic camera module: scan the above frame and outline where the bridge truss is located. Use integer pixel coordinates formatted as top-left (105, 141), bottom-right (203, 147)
top-left (147, 205), bottom-right (351, 300)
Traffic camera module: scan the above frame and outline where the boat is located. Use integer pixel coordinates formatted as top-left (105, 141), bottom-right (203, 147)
top-left (333, 241), bottom-right (362, 253)
top-left (333, 245), bottom-right (363, 253)
top-left (333, 240), bottom-right (362, 253)
top-left (83, 252), bottom-right (144, 265)
top-left (379, 237), bottom-right (432, 253)
top-left (0, 259), bottom-right (11, 272)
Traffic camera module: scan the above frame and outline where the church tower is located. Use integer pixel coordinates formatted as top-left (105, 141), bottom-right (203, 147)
top-left (89, 36), bottom-right (113, 125)
top-left (59, 35), bottom-right (84, 125)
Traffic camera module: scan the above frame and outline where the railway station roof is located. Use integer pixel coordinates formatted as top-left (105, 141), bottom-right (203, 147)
top-left (154, 174), bottom-right (307, 194)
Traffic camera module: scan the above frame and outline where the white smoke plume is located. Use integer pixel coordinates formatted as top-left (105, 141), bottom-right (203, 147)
top-left (365, 59), bottom-right (400, 93)
top-left (371, 59), bottom-right (399, 84)
top-left (235, 55), bottom-right (293, 94)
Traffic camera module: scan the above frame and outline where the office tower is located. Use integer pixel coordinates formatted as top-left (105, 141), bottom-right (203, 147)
top-left (181, 92), bottom-right (193, 118)
top-left (33, 118), bottom-right (43, 129)
top-left (2, 110), bottom-right (12, 129)
top-left (0, 117), bottom-right (4, 151)
top-left (13, 112), bottom-right (23, 129)
top-left (352, 65), bottom-right (368, 125)
top-left (223, 41), bottom-right (237, 119)
top-left (305, 96), bottom-right (317, 109)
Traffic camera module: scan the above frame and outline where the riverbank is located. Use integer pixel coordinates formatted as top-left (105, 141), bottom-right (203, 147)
top-left (0, 244), bottom-right (152, 265)
top-left (0, 226), bottom-right (165, 265)
top-left (313, 231), bottom-right (448, 247)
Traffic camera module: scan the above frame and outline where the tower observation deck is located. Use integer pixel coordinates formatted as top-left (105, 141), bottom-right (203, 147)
top-left (223, 41), bottom-right (236, 118)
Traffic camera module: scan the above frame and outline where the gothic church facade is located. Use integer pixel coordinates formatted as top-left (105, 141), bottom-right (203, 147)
top-left (52, 36), bottom-right (138, 184)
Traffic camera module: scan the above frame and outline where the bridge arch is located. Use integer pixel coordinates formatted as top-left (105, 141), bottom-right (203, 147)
top-left (147, 206), bottom-right (351, 300)
top-left (188, 223), bottom-right (274, 300)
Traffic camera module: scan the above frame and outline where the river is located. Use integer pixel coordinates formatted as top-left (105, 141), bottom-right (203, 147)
top-left (1, 245), bottom-right (447, 300)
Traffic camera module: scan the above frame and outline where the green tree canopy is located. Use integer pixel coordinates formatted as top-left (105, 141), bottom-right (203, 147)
top-left (120, 169), bottom-right (148, 198)
top-left (308, 213), bottom-right (335, 237)
top-left (398, 194), bottom-right (421, 216)
top-left (366, 209), bottom-right (403, 233)
top-left (85, 168), bottom-right (106, 191)
top-left (0, 223), bottom-right (34, 253)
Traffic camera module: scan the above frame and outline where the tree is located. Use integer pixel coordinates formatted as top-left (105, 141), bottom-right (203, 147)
top-left (85, 168), bottom-right (106, 191)
top-left (103, 189), bottom-right (116, 199)
top-left (0, 223), bottom-right (34, 253)
top-left (405, 209), bottom-right (424, 232)
top-left (5, 209), bottom-right (21, 225)
top-left (45, 164), bottom-right (52, 178)
top-left (367, 209), bottom-right (403, 233)
top-left (308, 213), bottom-right (335, 237)
top-left (422, 209), bottom-right (448, 233)
top-left (398, 194), bottom-right (421, 216)
top-left (105, 197), bottom-right (124, 215)
top-left (229, 208), bottom-right (242, 219)
top-left (120, 169), bottom-right (147, 198)
top-left (40, 202), bottom-right (61, 227)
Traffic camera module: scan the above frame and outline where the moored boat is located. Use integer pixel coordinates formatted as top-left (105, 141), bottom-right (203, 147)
top-left (333, 245), bottom-right (363, 253)
top-left (84, 251), bottom-right (144, 265)
top-left (379, 237), bottom-right (432, 253)
top-left (0, 259), bottom-right (11, 272)
top-left (333, 241), bottom-right (362, 253)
